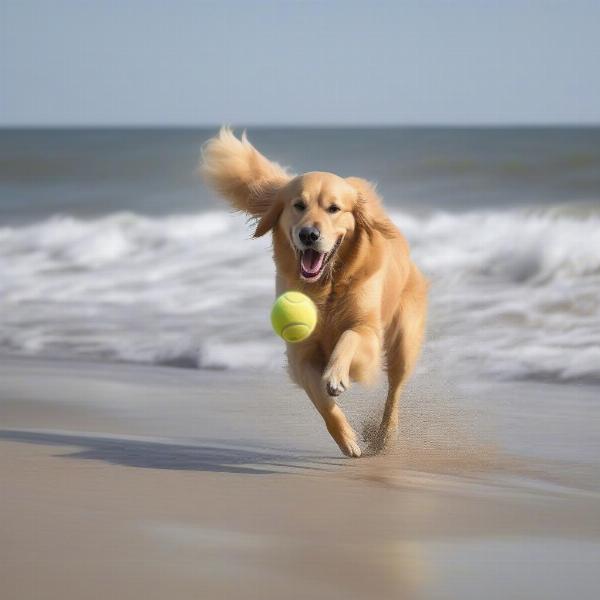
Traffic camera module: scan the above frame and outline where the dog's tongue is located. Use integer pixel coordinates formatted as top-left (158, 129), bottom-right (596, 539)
top-left (301, 249), bottom-right (325, 276)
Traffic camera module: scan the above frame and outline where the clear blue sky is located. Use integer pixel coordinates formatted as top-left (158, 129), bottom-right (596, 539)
top-left (1, 0), bottom-right (599, 126)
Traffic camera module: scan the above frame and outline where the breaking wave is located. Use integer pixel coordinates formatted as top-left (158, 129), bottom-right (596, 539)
top-left (1, 208), bottom-right (599, 383)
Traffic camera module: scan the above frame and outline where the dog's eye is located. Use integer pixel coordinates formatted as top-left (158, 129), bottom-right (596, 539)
top-left (327, 204), bottom-right (341, 214)
top-left (294, 201), bottom-right (306, 212)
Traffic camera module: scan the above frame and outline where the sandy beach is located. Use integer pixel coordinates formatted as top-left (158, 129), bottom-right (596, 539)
top-left (2, 355), bottom-right (599, 600)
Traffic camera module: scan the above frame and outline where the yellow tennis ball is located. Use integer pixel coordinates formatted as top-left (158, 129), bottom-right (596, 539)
top-left (271, 291), bottom-right (317, 343)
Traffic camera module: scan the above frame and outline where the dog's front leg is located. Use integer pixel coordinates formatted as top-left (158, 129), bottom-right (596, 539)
top-left (322, 327), bottom-right (380, 397)
top-left (296, 363), bottom-right (362, 458)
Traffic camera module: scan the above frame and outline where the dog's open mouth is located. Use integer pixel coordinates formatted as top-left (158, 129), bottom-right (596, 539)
top-left (300, 249), bottom-right (326, 280)
top-left (299, 238), bottom-right (342, 282)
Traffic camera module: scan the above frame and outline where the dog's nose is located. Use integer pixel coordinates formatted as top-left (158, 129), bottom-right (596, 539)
top-left (299, 226), bottom-right (320, 246)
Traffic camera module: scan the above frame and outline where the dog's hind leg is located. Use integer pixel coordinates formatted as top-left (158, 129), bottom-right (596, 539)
top-left (371, 282), bottom-right (427, 454)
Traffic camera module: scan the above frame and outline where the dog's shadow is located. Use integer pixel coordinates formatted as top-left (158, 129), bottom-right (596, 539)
top-left (0, 429), bottom-right (339, 475)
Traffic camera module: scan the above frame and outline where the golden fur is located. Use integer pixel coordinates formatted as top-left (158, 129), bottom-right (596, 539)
top-left (201, 128), bottom-right (428, 456)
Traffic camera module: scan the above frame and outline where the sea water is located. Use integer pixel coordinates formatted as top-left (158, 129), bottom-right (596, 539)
top-left (1, 127), bottom-right (599, 383)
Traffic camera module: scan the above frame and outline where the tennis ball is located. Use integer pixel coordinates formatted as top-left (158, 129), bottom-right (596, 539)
top-left (271, 291), bottom-right (317, 343)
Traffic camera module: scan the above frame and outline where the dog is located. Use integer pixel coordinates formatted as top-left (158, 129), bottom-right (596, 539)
top-left (201, 128), bottom-right (427, 457)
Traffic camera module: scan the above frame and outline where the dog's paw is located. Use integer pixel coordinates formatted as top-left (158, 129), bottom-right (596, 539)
top-left (322, 363), bottom-right (351, 397)
top-left (326, 380), bottom-right (346, 397)
top-left (337, 434), bottom-right (362, 458)
top-left (325, 414), bottom-right (361, 457)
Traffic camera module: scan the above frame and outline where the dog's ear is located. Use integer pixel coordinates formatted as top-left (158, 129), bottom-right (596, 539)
top-left (253, 197), bottom-right (283, 238)
top-left (346, 177), bottom-right (398, 239)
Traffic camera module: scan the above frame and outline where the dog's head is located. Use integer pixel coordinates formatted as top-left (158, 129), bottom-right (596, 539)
top-left (200, 128), bottom-right (397, 284)
top-left (255, 172), bottom-right (397, 282)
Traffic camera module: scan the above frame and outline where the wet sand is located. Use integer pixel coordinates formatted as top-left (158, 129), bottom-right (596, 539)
top-left (1, 356), bottom-right (599, 599)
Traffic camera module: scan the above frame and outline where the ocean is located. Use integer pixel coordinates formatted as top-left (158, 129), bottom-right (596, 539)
top-left (1, 127), bottom-right (599, 383)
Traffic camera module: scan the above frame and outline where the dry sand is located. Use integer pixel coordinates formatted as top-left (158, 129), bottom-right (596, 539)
top-left (1, 356), bottom-right (599, 600)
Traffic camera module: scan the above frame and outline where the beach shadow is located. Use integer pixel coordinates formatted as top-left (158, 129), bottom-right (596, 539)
top-left (0, 429), bottom-right (338, 475)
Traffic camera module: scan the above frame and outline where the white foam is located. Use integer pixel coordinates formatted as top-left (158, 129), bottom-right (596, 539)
top-left (1, 208), bottom-right (599, 383)
top-left (394, 209), bottom-right (600, 382)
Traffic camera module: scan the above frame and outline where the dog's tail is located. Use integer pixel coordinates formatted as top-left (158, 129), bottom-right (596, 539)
top-left (200, 127), bottom-right (292, 217)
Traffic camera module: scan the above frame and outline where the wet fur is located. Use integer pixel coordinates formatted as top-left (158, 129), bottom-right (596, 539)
top-left (201, 128), bottom-right (428, 457)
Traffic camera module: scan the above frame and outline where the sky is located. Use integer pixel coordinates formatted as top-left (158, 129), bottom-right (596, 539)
top-left (1, 0), bottom-right (599, 126)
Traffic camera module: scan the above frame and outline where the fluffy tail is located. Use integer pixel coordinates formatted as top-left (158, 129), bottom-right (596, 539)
top-left (200, 127), bottom-right (292, 217)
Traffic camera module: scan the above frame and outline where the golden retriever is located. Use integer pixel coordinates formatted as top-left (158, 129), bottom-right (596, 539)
top-left (201, 128), bottom-right (427, 457)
